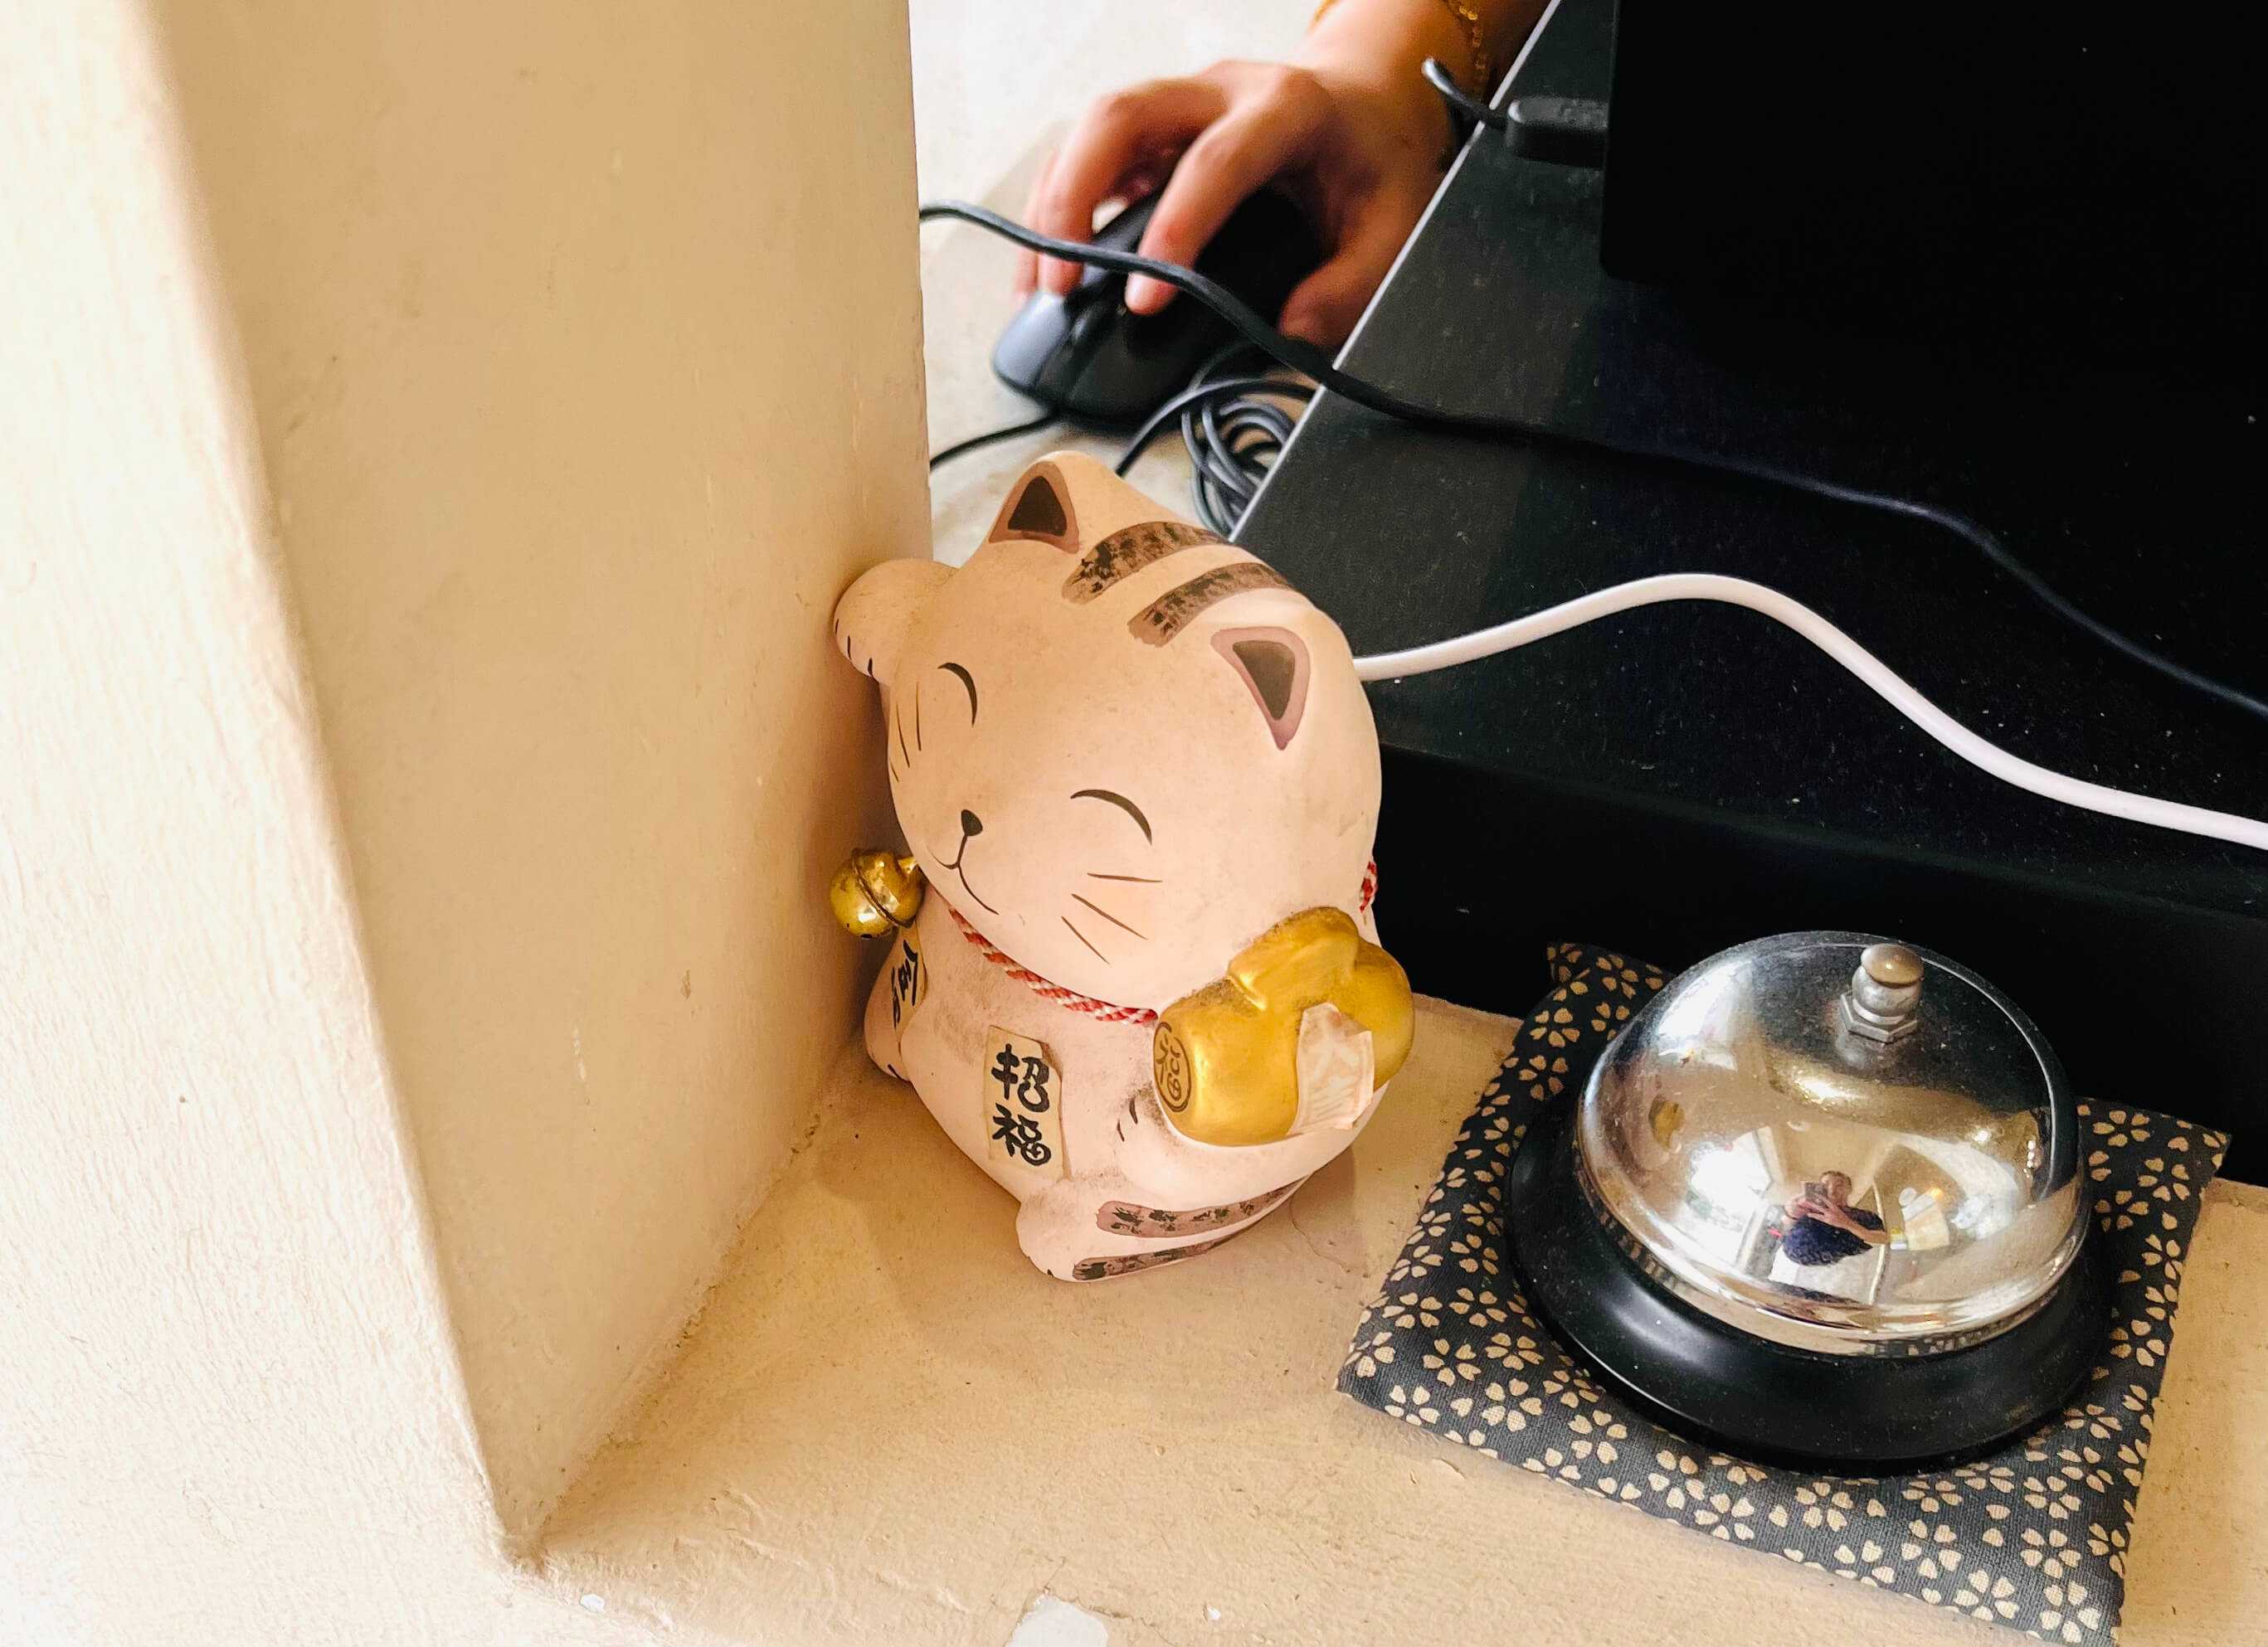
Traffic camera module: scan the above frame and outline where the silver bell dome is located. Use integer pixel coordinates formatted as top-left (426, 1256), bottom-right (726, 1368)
top-left (1577, 932), bottom-right (2086, 1358)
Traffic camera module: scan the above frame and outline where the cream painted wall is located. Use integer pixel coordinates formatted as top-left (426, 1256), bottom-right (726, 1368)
top-left (134, 0), bottom-right (929, 1538)
top-left (6, 0), bottom-right (925, 1636)
top-left (1, 7), bottom-right (663, 1642)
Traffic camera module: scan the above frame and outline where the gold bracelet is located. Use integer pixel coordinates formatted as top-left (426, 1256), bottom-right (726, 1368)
top-left (1310, 0), bottom-right (1492, 94)
top-left (1433, 0), bottom-right (1492, 95)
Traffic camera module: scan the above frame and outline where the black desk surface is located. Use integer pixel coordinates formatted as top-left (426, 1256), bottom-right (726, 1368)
top-left (1237, 0), bottom-right (2268, 1164)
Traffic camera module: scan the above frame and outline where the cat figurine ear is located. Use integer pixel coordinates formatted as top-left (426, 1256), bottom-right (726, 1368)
top-left (983, 459), bottom-right (1080, 551)
top-left (1211, 626), bottom-right (1312, 750)
top-left (830, 460), bottom-right (1092, 686)
top-left (832, 557), bottom-right (952, 689)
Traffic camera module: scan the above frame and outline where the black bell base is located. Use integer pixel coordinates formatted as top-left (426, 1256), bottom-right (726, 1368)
top-left (1504, 1098), bottom-right (2112, 1475)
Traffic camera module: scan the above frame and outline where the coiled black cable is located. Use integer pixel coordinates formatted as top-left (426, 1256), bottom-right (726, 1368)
top-left (931, 351), bottom-right (1309, 534)
top-left (1115, 343), bottom-right (1316, 534)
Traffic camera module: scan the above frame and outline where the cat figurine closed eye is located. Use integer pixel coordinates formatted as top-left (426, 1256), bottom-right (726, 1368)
top-left (830, 452), bottom-right (1411, 1280)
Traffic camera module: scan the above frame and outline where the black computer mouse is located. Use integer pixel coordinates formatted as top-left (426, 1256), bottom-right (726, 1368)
top-left (992, 187), bottom-right (1322, 427)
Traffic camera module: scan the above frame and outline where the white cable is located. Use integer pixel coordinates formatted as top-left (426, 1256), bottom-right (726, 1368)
top-left (1352, 573), bottom-right (2268, 854)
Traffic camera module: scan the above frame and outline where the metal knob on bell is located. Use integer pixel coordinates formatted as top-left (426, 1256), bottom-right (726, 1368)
top-left (1504, 930), bottom-right (2108, 1471)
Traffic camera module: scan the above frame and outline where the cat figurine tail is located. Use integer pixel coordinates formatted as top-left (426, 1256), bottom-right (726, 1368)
top-left (830, 450), bottom-right (1410, 1280)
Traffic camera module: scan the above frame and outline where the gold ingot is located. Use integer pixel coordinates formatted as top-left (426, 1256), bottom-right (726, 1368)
top-left (1151, 907), bottom-right (1414, 1147)
top-left (830, 849), bottom-right (925, 938)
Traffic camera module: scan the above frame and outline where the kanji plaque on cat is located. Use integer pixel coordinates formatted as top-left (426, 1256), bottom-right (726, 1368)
top-left (982, 1028), bottom-right (1066, 1177)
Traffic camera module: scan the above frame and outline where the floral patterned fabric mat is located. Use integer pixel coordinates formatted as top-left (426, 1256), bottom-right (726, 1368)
top-left (1340, 944), bottom-right (2229, 1647)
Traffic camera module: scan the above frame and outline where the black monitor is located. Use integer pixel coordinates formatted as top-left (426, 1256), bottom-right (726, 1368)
top-left (1599, 2), bottom-right (2263, 375)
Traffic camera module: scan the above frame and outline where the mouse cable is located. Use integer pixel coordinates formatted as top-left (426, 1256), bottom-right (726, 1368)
top-left (930, 401), bottom-right (1060, 469)
top-left (928, 352), bottom-right (1300, 530)
top-left (1352, 571), bottom-right (2268, 853)
top-left (1420, 59), bottom-right (1609, 168)
top-left (916, 199), bottom-right (2268, 728)
top-left (929, 365), bottom-right (1297, 531)
top-left (1115, 343), bottom-right (1316, 534)
top-left (918, 202), bottom-right (2266, 853)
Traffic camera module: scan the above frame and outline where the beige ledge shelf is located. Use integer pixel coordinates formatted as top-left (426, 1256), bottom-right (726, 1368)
top-left (536, 998), bottom-right (2268, 1647)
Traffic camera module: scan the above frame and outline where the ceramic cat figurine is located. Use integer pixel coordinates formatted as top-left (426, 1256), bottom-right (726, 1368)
top-left (830, 452), bottom-right (1410, 1280)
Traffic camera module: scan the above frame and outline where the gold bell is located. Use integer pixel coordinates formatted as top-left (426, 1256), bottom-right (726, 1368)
top-left (829, 849), bottom-right (926, 938)
top-left (1151, 907), bottom-right (1414, 1148)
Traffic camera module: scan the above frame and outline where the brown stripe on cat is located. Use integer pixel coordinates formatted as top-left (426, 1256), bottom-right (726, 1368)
top-left (1127, 560), bottom-right (1289, 646)
top-left (1069, 1230), bottom-right (1244, 1280)
top-left (1093, 1178), bottom-right (1302, 1239)
top-left (1059, 520), bottom-right (1221, 605)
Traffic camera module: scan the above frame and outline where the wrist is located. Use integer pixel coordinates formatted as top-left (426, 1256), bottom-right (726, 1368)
top-left (1297, 0), bottom-right (1462, 156)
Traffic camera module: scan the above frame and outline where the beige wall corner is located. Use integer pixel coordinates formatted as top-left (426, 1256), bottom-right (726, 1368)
top-left (6, 0), bottom-right (926, 1634)
top-left (2, 7), bottom-right (656, 1642)
top-left (134, 0), bottom-right (929, 1538)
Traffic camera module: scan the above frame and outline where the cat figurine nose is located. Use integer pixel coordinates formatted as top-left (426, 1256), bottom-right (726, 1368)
top-left (959, 809), bottom-right (984, 838)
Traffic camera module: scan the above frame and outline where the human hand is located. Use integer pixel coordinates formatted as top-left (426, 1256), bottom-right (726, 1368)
top-left (1814, 1202), bottom-right (1868, 1235)
top-left (1010, 48), bottom-right (1452, 347)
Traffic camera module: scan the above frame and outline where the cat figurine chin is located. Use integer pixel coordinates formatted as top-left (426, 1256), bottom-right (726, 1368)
top-left (830, 451), bottom-right (1406, 1281)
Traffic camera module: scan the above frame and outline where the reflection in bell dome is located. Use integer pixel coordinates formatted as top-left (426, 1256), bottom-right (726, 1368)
top-left (1896, 1184), bottom-right (1951, 1252)
top-left (1679, 1138), bottom-right (1772, 1267)
top-left (1577, 933), bottom-right (2086, 1354)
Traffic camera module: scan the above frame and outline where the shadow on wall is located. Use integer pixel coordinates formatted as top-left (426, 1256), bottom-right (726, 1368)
top-left (141, 0), bottom-right (930, 1541)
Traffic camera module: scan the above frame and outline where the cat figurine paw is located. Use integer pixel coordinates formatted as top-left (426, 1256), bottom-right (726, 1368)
top-left (830, 452), bottom-right (1406, 1280)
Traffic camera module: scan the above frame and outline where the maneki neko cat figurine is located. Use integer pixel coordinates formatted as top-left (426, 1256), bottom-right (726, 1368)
top-left (830, 452), bottom-right (1412, 1280)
